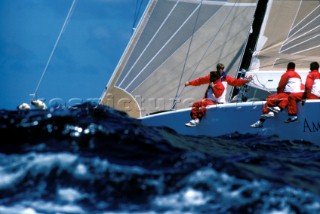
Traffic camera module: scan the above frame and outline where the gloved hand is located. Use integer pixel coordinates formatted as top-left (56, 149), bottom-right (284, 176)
top-left (246, 75), bottom-right (253, 82)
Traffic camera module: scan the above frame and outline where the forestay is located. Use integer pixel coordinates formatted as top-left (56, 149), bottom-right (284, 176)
top-left (100, 0), bottom-right (258, 118)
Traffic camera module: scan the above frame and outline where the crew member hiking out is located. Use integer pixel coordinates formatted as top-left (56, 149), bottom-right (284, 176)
top-left (184, 63), bottom-right (251, 127)
top-left (284, 61), bottom-right (320, 123)
top-left (250, 62), bottom-right (304, 128)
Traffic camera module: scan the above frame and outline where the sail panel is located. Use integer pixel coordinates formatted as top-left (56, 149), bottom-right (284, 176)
top-left (116, 1), bottom-right (222, 92)
top-left (250, 0), bottom-right (320, 72)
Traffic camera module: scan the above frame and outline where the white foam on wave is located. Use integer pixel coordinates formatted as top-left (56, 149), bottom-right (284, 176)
top-left (58, 188), bottom-right (84, 203)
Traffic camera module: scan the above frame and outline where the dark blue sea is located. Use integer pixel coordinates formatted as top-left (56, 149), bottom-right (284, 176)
top-left (0, 103), bottom-right (320, 214)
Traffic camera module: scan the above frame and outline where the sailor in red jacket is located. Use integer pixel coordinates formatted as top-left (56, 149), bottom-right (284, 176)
top-left (217, 63), bottom-right (251, 103)
top-left (285, 61), bottom-right (320, 123)
top-left (251, 62), bottom-right (304, 127)
top-left (184, 64), bottom-right (250, 127)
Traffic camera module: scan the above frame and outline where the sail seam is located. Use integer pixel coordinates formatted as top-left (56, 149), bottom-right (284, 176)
top-left (282, 0), bottom-right (302, 43)
top-left (123, 2), bottom-right (203, 91)
top-left (284, 14), bottom-right (320, 46)
top-left (286, 4), bottom-right (320, 41)
top-left (281, 26), bottom-right (320, 54)
top-left (117, 0), bottom-right (180, 88)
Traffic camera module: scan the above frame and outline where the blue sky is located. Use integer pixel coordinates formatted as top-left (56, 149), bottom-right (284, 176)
top-left (0, 0), bottom-right (148, 110)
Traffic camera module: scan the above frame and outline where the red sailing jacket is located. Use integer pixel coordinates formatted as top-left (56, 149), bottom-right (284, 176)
top-left (304, 70), bottom-right (320, 98)
top-left (188, 74), bottom-right (247, 102)
top-left (277, 69), bottom-right (303, 93)
top-left (189, 74), bottom-right (248, 87)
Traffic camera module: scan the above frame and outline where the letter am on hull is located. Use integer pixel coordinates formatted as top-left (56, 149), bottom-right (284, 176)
top-left (100, 0), bottom-right (320, 144)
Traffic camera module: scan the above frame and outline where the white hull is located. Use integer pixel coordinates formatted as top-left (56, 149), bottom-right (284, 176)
top-left (140, 100), bottom-right (320, 144)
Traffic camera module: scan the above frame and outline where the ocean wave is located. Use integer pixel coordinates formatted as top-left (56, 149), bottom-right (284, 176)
top-left (0, 103), bottom-right (320, 213)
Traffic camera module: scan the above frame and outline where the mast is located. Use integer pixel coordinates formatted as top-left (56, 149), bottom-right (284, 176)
top-left (231, 0), bottom-right (269, 100)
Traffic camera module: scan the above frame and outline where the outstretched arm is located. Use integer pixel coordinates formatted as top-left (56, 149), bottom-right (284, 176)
top-left (185, 74), bottom-right (210, 86)
top-left (225, 75), bottom-right (249, 86)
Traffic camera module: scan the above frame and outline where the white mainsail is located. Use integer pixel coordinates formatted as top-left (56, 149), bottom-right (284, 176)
top-left (100, 0), bottom-right (258, 118)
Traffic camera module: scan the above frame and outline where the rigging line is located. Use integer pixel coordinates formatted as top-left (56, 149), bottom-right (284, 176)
top-left (171, 0), bottom-right (203, 110)
top-left (249, 74), bottom-right (274, 94)
top-left (124, 1), bottom-right (202, 91)
top-left (132, 0), bottom-right (144, 33)
top-left (174, 0), bottom-right (242, 99)
top-left (32, 0), bottom-right (78, 100)
top-left (118, 0), bottom-right (180, 88)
